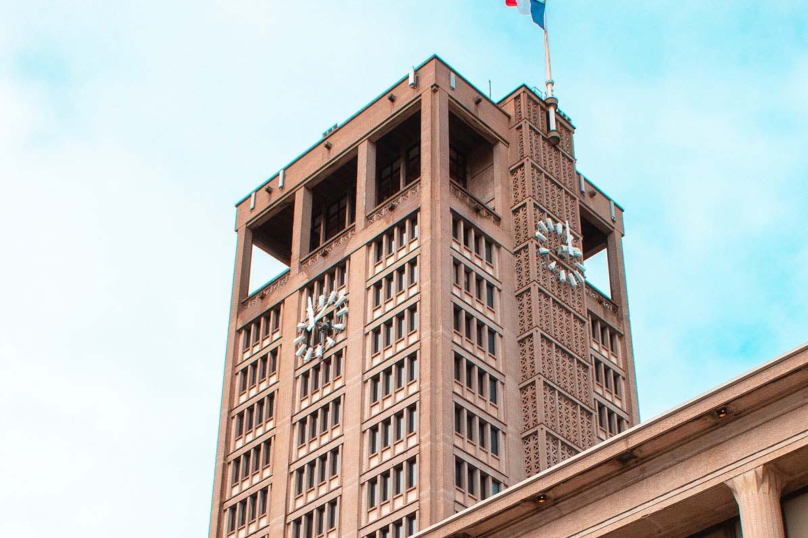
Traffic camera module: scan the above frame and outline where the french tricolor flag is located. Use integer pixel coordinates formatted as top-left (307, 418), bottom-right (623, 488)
top-left (506, 0), bottom-right (547, 30)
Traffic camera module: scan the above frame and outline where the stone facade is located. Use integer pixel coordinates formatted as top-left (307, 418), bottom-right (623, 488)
top-left (207, 55), bottom-right (640, 538)
top-left (413, 344), bottom-right (808, 538)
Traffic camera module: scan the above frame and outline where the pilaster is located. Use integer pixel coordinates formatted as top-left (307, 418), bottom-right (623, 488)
top-left (726, 465), bottom-right (786, 538)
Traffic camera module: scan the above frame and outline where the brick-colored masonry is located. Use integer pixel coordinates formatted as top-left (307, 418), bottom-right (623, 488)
top-left (208, 56), bottom-right (639, 538)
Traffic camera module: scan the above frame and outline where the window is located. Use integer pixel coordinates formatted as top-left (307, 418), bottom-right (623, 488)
top-left (233, 391), bottom-right (276, 442)
top-left (408, 259), bottom-right (418, 285)
top-left (376, 114), bottom-right (421, 204)
top-left (449, 145), bottom-right (468, 186)
top-left (295, 396), bottom-right (342, 447)
top-left (368, 478), bottom-right (378, 507)
top-left (455, 458), bottom-right (464, 488)
top-left (491, 427), bottom-right (500, 456)
top-left (225, 486), bottom-right (269, 535)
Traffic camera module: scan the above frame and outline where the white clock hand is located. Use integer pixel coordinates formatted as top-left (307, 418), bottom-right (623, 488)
top-left (306, 297), bottom-right (316, 331)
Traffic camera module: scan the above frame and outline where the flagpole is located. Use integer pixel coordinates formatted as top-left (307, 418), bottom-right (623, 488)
top-left (542, 5), bottom-right (561, 145)
top-left (543, 15), bottom-right (553, 99)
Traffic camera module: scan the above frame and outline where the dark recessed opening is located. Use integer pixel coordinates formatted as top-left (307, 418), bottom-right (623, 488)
top-left (249, 201), bottom-right (294, 294)
top-left (309, 157), bottom-right (357, 252)
top-left (375, 111), bottom-right (421, 205)
top-left (580, 213), bottom-right (611, 298)
top-left (449, 111), bottom-right (495, 207)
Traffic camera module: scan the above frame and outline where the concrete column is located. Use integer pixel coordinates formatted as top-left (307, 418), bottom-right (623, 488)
top-left (208, 225), bottom-right (253, 538)
top-left (726, 465), bottom-right (786, 538)
top-left (338, 246), bottom-right (370, 537)
top-left (356, 139), bottom-right (377, 229)
top-left (605, 231), bottom-right (640, 424)
top-left (291, 187), bottom-right (313, 273)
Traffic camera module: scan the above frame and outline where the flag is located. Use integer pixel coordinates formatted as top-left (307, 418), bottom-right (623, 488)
top-left (506, 0), bottom-right (546, 30)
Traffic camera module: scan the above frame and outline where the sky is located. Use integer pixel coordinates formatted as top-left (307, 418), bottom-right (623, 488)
top-left (0, 1), bottom-right (806, 536)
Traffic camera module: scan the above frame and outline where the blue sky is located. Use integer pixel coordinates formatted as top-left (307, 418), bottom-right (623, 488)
top-left (1, 1), bottom-right (806, 536)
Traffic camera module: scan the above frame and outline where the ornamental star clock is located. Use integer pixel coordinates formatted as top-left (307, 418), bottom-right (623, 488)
top-left (294, 290), bottom-right (348, 362)
top-left (534, 217), bottom-right (587, 287)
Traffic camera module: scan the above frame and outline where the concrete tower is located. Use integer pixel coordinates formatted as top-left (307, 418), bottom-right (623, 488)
top-left (208, 56), bottom-right (639, 538)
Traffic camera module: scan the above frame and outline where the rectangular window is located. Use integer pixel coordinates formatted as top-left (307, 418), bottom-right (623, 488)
top-left (298, 419), bottom-right (307, 446)
top-left (480, 474), bottom-right (489, 500)
top-left (372, 328), bottom-right (381, 354)
top-left (486, 283), bottom-right (495, 308)
top-left (382, 421), bottom-right (391, 448)
top-left (332, 398), bottom-right (341, 426)
top-left (312, 365), bottom-right (320, 392)
top-left (491, 427), bottom-right (500, 456)
top-left (316, 506), bottom-right (325, 536)
top-left (321, 406), bottom-right (330, 433)
top-left (396, 314), bottom-right (405, 341)
top-left (371, 377), bottom-right (380, 403)
top-left (267, 392), bottom-right (275, 419)
top-left (301, 372), bottom-right (310, 397)
top-left (368, 479), bottom-right (377, 508)
top-left (330, 448), bottom-right (340, 477)
top-left (381, 473), bottom-right (390, 502)
top-left (231, 459), bottom-right (240, 485)
top-left (269, 349), bottom-right (278, 374)
top-left (323, 358), bottom-right (332, 384)
top-left (383, 368), bottom-right (392, 396)
top-left (407, 459), bottom-right (417, 488)
top-left (489, 378), bottom-right (498, 404)
top-left (395, 361), bottom-right (405, 389)
top-left (406, 143), bottom-right (420, 184)
top-left (385, 275), bottom-right (394, 300)
top-left (395, 412), bottom-right (404, 441)
top-left (307, 461), bottom-right (316, 489)
top-left (262, 440), bottom-right (272, 468)
top-left (394, 466), bottom-right (403, 496)
top-left (373, 282), bottom-right (382, 307)
top-left (328, 501), bottom-right (338, 529)
top-left (488, 329), bottom-right (497, 355)
top-left (375, 239), bottom-right (384, 264)
top-left (449, 145), bottom-right (467, 186)
top-left (397, 267), bottom-right (406, 293)
top-left (407, 405), bottom-right (417, 434)
top-left (227, 506), bottom-right (237, 533)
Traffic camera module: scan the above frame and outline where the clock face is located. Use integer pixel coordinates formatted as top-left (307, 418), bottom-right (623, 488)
top-left (534, 218), bottom-right (587, 288)
top-left (294, 291), bottom-right (348, 362)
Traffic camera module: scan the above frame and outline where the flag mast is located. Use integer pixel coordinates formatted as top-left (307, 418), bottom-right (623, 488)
top-left (542, 4), bottom-right (562, 145)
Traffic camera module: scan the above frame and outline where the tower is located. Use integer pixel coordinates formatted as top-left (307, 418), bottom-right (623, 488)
top-left (208, 56), bottom-right (639, 538)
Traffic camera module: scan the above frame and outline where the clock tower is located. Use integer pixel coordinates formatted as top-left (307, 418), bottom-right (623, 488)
top-left (208, 55), bottom-right (639, 538)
